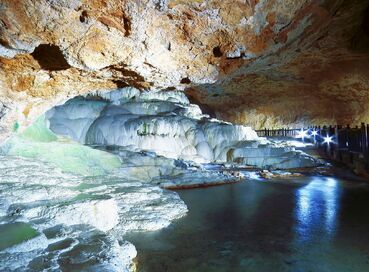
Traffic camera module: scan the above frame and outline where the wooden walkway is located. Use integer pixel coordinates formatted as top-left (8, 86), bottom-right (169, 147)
top-left (255, 128), bottom-right (301, 138)
top-left (256, 124), bottom-right (369, 174)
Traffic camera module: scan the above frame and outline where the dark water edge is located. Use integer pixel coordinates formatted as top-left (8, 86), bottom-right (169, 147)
top-left (127, 174), bottom-right (369, 272)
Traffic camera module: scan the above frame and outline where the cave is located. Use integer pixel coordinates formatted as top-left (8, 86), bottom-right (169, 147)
top-left (212, 46), bottom-right (223, 57)
top-left (1, 1), bottom-right (369, 271)
top-left (30, 44), bottom-right (71, 71)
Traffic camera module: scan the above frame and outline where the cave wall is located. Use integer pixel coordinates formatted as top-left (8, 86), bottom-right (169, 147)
top-left (186, 0), bottom-right (369, 129)
top-left (1, 0), bottom-right (369, 141)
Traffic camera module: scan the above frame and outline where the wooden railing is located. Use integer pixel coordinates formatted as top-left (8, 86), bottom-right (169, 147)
top-left (255, 128), bottom-right (301, 137)
top-left (256, 124), bottom-right (369, 169)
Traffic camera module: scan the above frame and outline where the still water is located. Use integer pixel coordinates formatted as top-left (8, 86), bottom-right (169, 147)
top-left (127, 174), bottom-right (369, 272)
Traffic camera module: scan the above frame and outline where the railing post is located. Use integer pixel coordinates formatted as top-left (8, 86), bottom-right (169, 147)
top-left (332, 125), bottom-right (335, 155)
top-left (361, 123), bottom-right (368, 159)
top-left (316, 126), bottom-right (320, 147)
top-left (356, 125), bottom-right (360, 152)
top-left (365, 124), bottom-right (369, 158)
top-left (346, 124), bottom-right (350, 150)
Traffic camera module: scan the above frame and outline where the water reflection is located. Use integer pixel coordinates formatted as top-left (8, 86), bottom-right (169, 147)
top-left (295, 177), bottom-right (341, 243)
top-left (129, 175), bottom-right (369, 271)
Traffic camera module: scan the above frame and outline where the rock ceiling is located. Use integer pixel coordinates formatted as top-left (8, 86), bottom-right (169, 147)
top-left (1, 0), bottom-right (369, 141)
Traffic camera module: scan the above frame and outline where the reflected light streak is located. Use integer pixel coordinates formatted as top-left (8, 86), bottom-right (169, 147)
top-left (324, 178), bottom-right (338, 233)
top-left (295, 177), bottom-right (340, 244)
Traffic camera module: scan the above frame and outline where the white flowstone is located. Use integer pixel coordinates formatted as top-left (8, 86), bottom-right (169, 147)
top-left (46, 97), bottom-right (107, 142)
top-left (0, 155), bottom-right (187, 272)
top-left (46, 87), bottom-right (321, 169)
top-left (22, 198), bottom-right (119, 232)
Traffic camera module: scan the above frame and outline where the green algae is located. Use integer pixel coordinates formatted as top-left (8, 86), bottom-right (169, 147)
top-left (0, 222), bottom-right (39, 251)
top-left (3, 115), bottom-right (121, 176)
top-left (12, 122), bottom-right (19, 132)
top-left (20, 116), bottom-right (57, 142)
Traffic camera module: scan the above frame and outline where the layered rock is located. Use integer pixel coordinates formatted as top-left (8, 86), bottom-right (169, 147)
top-left (45, 88), bottom-right (321, 169)
top-left (1, 0), bottom-right (369, 140)
top-left (0, 155), bottom-right (187, 271)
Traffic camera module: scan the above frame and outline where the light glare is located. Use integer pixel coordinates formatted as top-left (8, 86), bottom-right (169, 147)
top-left (296, 129), bottom-right (308, 140)
top-left (323, 135), bottom-right (333, 144)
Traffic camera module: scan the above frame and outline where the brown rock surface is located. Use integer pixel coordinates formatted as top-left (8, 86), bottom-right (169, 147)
top-left (1, 0), bottom-right (369, 141)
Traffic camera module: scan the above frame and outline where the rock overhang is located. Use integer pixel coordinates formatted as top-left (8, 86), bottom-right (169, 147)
top-left (1, 0), bottom-right (369, 141)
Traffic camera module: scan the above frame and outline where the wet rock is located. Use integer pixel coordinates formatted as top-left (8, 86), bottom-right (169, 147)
top-left (0, 155), bottom-right (187, 271)
top-left (259, 170), bottom-right (303, 179)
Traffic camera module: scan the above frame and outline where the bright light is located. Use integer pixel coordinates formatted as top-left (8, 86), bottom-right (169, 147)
top-left (323, 135), bottom-right (333, 144)
top-left (311, 130), bottom-right (318, 136)
top-left (296, 129), bottom-right (308, 140)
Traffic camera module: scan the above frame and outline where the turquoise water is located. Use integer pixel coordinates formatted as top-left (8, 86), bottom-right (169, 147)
top-left (0, 222), bottom-right (39, 251)
top-left (127, 174), bottom-right (369, 272)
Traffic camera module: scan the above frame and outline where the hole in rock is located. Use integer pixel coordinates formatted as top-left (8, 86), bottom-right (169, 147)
top-left (123, 14), bottom-right (131, 37)
top-left (0, 38), bottom-right (9, 47)
top-left (213, 46), bottom-right (223, 57)
top-left (180, 77), bottom-right (191, 84)
top-left (31, 44), bottom-right (71, 71)
top-left (112, 80), bottom-right (129, 88)
top-left (79, 10), bottom-right (88, 23)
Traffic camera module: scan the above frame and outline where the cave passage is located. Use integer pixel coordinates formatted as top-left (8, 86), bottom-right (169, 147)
top-left (0, 86), bottom-right (369, 272)
top-left (2, 0), bottom-right (369, 271)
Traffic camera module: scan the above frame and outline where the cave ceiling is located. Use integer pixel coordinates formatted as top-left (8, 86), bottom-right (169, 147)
top-left (1, 0), bottom-right (369, 141)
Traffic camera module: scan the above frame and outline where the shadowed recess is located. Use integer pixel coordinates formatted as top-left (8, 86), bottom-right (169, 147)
top-left (31, 44), bottom-right (71, 71)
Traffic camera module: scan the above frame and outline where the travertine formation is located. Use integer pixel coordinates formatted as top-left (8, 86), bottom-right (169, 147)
top-left (44, 88), bottom-right (320, 169)
top-left (0, 155), bottom-right (187, 271)
top-left (1, 0), bottom-right (369, 141)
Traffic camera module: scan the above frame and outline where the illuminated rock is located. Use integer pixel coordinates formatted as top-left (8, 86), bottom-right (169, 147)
top-left (1, 1), bottom-right (368, 140)
top-left (22, 198), bottom-right (119, 232)
top-left (46, 88), bottom-right (321, 169)
top-left (0, 155), bottom-right (187, 271)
